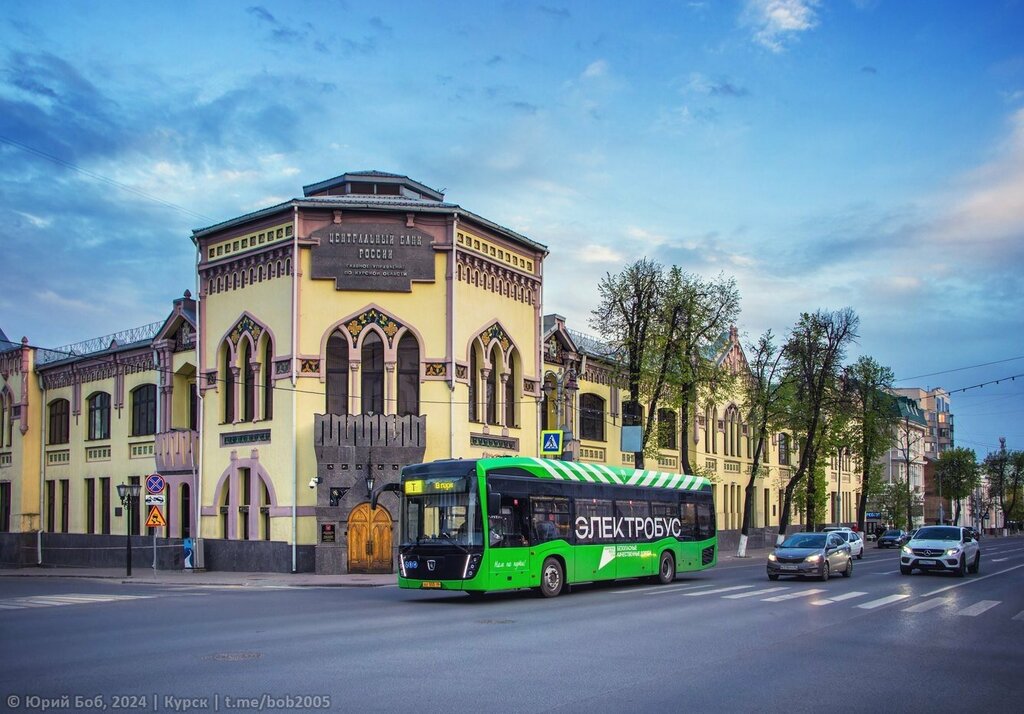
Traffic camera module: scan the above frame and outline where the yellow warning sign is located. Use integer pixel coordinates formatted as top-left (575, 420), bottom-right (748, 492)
top-left (145, 505), bottom-right (166, 528)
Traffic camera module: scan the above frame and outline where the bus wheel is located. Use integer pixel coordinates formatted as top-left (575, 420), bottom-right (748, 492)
top-left (656, 551), bottom-right (676, 584)
top-left (539, 557), bottom-right (564, 598)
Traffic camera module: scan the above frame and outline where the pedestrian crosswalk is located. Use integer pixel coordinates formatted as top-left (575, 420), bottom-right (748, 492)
top-left (0, 593), bottom-right (157, 611)
top-left (629, 581), bottom-right (1024, 621)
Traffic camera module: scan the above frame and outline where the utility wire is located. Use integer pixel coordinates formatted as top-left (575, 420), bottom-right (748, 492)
top-left (896, 355), bottom-right (1024, 382)
top-left (0, 134), bottom-right (215, 223)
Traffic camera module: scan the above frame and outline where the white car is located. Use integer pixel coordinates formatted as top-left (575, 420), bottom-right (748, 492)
top-left (900, 525), bottom-right (980, 577)
top-left (838, 530), bottom-right (864, 559)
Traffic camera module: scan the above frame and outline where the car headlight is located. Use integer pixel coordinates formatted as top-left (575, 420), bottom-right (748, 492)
top-left (945, 548), bottom-right (960, 557)
top-left (768, 553), bottom-right (777, 562)
top-left (901, 545), bottom-right (912, 555)
top-left (805, 554), bottom-right (821, 563)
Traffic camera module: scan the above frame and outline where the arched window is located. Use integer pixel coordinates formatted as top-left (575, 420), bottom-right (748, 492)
top-left (396, 333), bottom-right (420, 416)
top-left (240, 340), bottom-right (254, 422)
top-left (222, 347), bottom-right (235, 423)
top-left (180, 483), bottom-right (191, 539)
top-left (87, 392), bottom-right (111, 440)
top-left (724, 406), bottom-right (740, 456)
top-left (325, 331), bottom-right (349, 415)
top-left (263, 339), bottom-right (274, 420)
top-left (504, 351), bottom-right (517, 428)
top-left (131, 384), bottom-right (157, 436)
top-left (541, 374), bottom-right (558, 430)
top-left (778, 433), bottom-right (790, 466)
top-left (361, 331), bottom-right (384, 414)
top-left (48, 398), bottom-right (70, 445)
top-left (469, 346), bottom-right (480, 422)
top-left (658, 408), bottom-right (677, 450)
top-left (704, 405), bottom-right (717, 454)
top-left (486, 345), bottom-right (500, 425)
top-left (580, 393), bottom-right (605, 441)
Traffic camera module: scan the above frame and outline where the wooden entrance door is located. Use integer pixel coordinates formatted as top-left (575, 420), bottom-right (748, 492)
top-left (348, 502), bottom-right (393, 573)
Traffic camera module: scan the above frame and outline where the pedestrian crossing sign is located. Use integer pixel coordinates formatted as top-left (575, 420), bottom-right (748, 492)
top-left (145, 505), bottom-right (166, 528)
top-left (540, 430), bottom-right (564, 455)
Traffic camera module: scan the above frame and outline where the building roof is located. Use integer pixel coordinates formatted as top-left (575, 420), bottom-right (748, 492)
top-left (0, 326), bottom-right (14, 353)
top-left (191, 171), bottom-right (549, 256)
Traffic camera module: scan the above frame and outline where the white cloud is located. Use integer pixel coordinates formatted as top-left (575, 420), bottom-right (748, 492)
top-left (582, 60), bottom-right (608, 79)
top-left (742, 0), bottom-right (820, 53)
top-left (15, 211), bottom-right (51, 228)
top-left (35, 289), bottom-right (100, 314)
top-left (577, 244), bottom-right (624, 264)
top-left (928, 108), bottom-right (1024, 260)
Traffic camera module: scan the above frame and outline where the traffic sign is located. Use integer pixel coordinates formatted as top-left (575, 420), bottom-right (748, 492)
top-left (145, 494), bottom-right (166, 506)
top-left (540, 430), bottom-right (564, 455)
top-left (146, 474), bottom-right (165, 494)
top-left (145, 505), bottom-right (167, 528)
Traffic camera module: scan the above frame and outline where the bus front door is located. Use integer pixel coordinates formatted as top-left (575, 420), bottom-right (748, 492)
top-left (487, 497), bottom-right (532, 590)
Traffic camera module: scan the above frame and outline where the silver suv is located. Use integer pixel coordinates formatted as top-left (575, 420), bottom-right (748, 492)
top-left (900, 525), bottom-right (980, 577)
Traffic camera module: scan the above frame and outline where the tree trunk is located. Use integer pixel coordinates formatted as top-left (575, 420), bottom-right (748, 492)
top-left (778, 477), bottom-right (799, 545)
top-left (738, 435), bottom-right (766, 556)
top-left (679, 398), bottom-right (693, 474)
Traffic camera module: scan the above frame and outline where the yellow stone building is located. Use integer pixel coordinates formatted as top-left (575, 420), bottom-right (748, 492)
top-left (1, 170), bottom-right (857, 573)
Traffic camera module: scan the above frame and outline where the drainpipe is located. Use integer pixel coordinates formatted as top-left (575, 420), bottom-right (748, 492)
top-left (38, 377), bottom-right (45, 565)
top-left (195, 241), bottom-right (204, 543)
top-left (291, 205), bottom-right (299, 573)
top-left (449, 214), bottom-right (458, 459)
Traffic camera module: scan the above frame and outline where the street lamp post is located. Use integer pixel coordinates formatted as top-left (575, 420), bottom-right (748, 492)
top-left (116, 482), bottom-right (142, 577)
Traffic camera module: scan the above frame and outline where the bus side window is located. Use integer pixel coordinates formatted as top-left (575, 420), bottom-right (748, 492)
top-left (695, 501), bottom-right (714, 540)
top-left (679, 502), bottom-right (697, 541)
top-left (490, 495), bottom-right (530, 547)
top-left (531, 497), bottom-right (570, 542)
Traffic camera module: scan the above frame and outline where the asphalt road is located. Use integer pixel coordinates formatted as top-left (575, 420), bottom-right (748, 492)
top-left (1, 538), bottom-right (1022, 714)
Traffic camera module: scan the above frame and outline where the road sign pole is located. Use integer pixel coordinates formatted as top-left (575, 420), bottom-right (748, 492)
top-left (153, 531), bottom-right (157, 571)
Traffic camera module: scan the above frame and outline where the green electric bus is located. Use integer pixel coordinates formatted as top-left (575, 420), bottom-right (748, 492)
top-left (397, 456), bottom-right (716, 597)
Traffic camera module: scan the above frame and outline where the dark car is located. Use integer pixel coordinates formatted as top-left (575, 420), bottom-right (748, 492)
top-left (767, 531), bottom-right (853, 581)
top-left (876, 529), bottom-right (906, 548)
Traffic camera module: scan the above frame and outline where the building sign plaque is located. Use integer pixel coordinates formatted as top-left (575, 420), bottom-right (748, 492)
top-left (311, 222), bottom-right (435, 292)
top-left (470, 434), bottom-right (519, 451)
top-left (320, 523), bottom-right (336, 543)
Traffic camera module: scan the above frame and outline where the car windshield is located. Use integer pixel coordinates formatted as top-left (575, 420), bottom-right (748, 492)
top-left (882, 530), bottom-right (901, 537)
top-left (781, 534), bottom-right (826, 549)
top-left (913, 526), bottom-right (960, 541)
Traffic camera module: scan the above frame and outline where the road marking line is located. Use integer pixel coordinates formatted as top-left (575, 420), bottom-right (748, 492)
top-left (957, 600), bottom-right (1000, 617)
top-left (762, 588), bottom-right (825, 602)
top-left (873, 570), bottom-right (900, 575)
top-left (903, 598), bottom-right (950, 613)
top-left (1013, 611), bottom-right (1024, 621)
top-left (810, 591), bottom-right (868, 606)
top-left (991, 558), bottom-right (1008, 562)
top-left (723, 587), bottom-right (789, 599)
top-left (921, 562), bottom-right (1024, 597)
top-left (636, 583), bottom-right (716, 596)
top-left (683, 585), bottom-right (755, 597)
top-left (857, 594), bottom-right (911, 609)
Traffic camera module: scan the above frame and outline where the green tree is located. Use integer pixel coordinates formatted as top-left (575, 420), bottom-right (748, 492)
top-left (933, 447), bottom-right (979, 525)
top-left (660, 271), bottom-right (741, 475)
top-left (737, 330), bottom-right (789, 555)
top-left (779, 308), bottom-right (859, 536)
top-left (878, 477), bottom-right (919, 530)
top-left (590, 259), bottom-right (664, 468)
top-left (844, 356), bottom-right (898, 530)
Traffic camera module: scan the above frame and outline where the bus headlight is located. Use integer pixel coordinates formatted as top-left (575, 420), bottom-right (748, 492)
top-left (399, 554), bottom-right (408, 578)
top-left (463, 554), bottom-right (482, 579)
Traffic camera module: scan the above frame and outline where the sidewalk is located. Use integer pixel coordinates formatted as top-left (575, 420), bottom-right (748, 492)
top-left (1, 544), bottom-right (776, 587)
top-left (0, 565), bottom-right (395, 588)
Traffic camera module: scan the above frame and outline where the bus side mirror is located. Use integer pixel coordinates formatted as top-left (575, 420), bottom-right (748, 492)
top-left (488, 491), bottom-right (501, 515)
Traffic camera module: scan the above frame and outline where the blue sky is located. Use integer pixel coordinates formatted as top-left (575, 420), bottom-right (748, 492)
top-left (2, 1), bottom-right (1023, 455)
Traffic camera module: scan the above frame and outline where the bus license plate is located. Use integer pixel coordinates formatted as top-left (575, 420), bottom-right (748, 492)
top-left (421, 581), bottom-right (442, 589)
top-left (917, 559), bottom-right (935, 566)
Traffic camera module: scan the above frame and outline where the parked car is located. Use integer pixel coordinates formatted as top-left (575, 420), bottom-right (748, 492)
top-left (876, 529), bottom-right (906, 548)
top-left (833, 530), bottom-right (864, 559)
top-left (767, 531), bottom-right (853, 581)
top-left (900, 525), bottom-right (981, 577)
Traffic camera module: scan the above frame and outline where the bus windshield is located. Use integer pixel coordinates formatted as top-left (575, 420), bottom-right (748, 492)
top-left (401, 477), bottom-right (482, 547)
